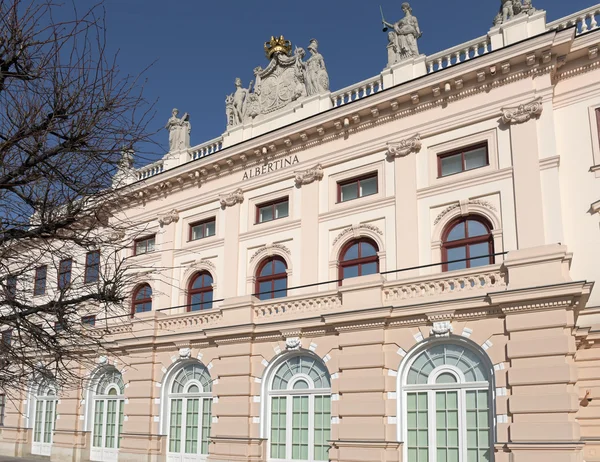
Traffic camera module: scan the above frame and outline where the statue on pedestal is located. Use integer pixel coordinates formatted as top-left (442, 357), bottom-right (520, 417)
top-left (165, 108), bottom-right (191, 152)
top-left (305, 39), bottom-right (329, 95)
top-left (382, 2), bottom-right (422, 66)
top-left (493, 0), bottom-right (537, 25)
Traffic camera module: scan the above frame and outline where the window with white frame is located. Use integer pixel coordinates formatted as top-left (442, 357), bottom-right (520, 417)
top-left (167, 363), bottom-right (213, 461)
top-left (400, 342), bottom-right (493, 462)
top-left (266, 354), bottom-right (331, 462)
top-left (90, 369), bottom-right (125, 462)
top-left (31, 380), bottom-right (58, 456)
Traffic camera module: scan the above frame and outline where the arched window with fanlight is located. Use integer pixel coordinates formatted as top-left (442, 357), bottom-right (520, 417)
top-left (265, 354), bottom-right (331, 462)
top-left (131, 284), bottom-right (152, 316)
top-left (399, 341), bottom-right (494, 462)
top-left (31, 380), bottom-right (58, 456)
top-left (167, 363), bottom-right (213, 462)
top-left (187, 272), bottom-right (213, 311)
top-left (255, 257), bottom-right (287, 300)
top-left (90, 368), bottom-right (126, 462)
top-left (442, 216), bottom-right (494, 272)
top-left (339, 238), bottom-right (379, 281)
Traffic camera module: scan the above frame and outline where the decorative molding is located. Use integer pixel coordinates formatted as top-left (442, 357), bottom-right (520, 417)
top-left (332, 223), bottom-right (384, 247)
top-left (434, 200), bottom-right (498, 225)
top-left (178, 348), bottom-right (191, 360)
top-left (430, 321), bottom-right (453, 338)
top-left (249, 243), bottom-right (292, 264)
top-left (285, 337), bottom-right (301, 350)
top-left (501, 97), bottom-right (543, 124)
top-left (294, 164), bottom-right (324, 187)
top-left (219, 188), bottom-right (244, 208)
top-left (386, 134), bottom-right (422, 159)
top-left (158, 209), bottom-right (179, 227)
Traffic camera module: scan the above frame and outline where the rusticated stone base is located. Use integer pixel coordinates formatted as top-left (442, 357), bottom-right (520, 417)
top-left (330, 440), bottom-right (401, 462)
top-left (208, 437), bottom-right (266, 462)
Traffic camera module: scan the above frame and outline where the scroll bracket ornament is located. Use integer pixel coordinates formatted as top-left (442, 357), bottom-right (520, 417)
top-left (158, 209), bottom-right (180, 227)
top-left (219, 188), bottom-right (244, 208)
top-left (294, 164), bottom-right (324, 187)
top-left (501, 97), bottom-right (543, 124)
top-left (386, 134), bottom-right (422, 159)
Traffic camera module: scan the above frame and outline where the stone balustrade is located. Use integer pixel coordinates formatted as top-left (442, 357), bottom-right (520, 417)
top-left (156, 309), bottom-right (223, 333)
top-left (254, 291), bottom-right (342, 319)
top-left (383, 264), bottom-right (506, 303)
top-left (331, 75), bottom-right (384, 108)
top-left (425, 35), bottom-right (492, 74)
top-left (136, 159), bottom-right (164, 181)
top-left (189, 136), bottom-right (224, 161)
top-left (547, 4), bottom-right (600, 35)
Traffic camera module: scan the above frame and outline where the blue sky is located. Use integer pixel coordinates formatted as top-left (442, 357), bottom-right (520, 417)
top-left (101, 0), bottom-right (592, 163)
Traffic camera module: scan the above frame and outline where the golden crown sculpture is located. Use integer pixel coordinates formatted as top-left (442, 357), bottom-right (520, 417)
top-left (264, 35), bottom-right (292, 59)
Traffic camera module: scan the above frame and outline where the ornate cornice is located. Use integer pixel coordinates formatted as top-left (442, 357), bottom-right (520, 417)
top-left (219, 188), bottom-right (244, 208)
top-left (501, 97), bottom-right (543, 124)
top-left (294, 164), bottom-right (323, 187)
top-left (332, 223), bottom-right (383, 246)
top-left (386, 134), bottom-right (422, 159)
top-left (249, 243), bottom-right (292, 263)
top-left (158, 209), bottom-right (179, 227)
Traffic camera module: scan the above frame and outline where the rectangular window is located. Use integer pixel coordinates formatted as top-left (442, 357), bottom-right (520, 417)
top-left (185, 398), bottom-right (199, 454)
top-left (84, 251), bottom-right (100, 283)
top-left (82, 315), bottom-right (96, 327)
top-left (256, 198), bottom-right (289, 224)
top-left (5, 276), bottom-right (16, 299)
top-left (54, 322), bottom-right (64, 333)
top-left (2, 330), bottom-right (12, 347)
top-left (0, 394), bottom-right (5, 426)
top-left (438, 143), bottom-right (488, 178)
top-left (190, 218), bottom-right (216, 241)
top-left (270, 396), bottom-right (287, 459)
top-left (292, 395), bottom-right (309, 460)
top-left (337, 173), bottom-right (378, 203)
top-left (201, 399), bottom-right (212, 455)
top-left (314, 395), bottom-right (331, 461)
top-left (134, 235), bottom-right (155, 256)
top-left (169, 399), bottom-right (182, 453)
top-left (406, 392), bottom-right (429, 462)
top-left (466, 390), bottom-right (490, 462)
top-left (34, 266), bottom-right (47, 296)
top-left (436, 391), bottom-right (459, 462)
top-left (58, 258), bottom-right (72, 290)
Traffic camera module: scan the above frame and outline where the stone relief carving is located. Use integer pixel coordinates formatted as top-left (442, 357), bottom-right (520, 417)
top-left (381, 2), bottom-right (422, 66)
top-left (294, 164), bottom-right (324, 187)
top-left (501, 97), bottom-right (543, 124)
top-left (249, 243), bottom-right (292, 264)
top-left (158, 209), bottom-right (180, 227)
top-left (332, 224), bottom-right (384, 247)
top-left (493, 0), bottom-right (537, 25)
top-left (178, 348), bottom-right (191, 360)
top-left (434, 200), bottom-right (498, 226)
top-left (285, 337), bottom-right (302, 350)
top-left (219, 188), bottom-right (244, 208)
top-left (165, 108), bottom-right (191, 152)
top-left (226, 36), bottom-right (329, 128)
top-left (386, 134), bottom-right (422, 159)
top-left (430, 321), bottom-right (453, 338)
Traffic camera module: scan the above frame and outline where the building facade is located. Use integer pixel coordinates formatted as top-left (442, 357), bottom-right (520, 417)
top-left (2, 2), bottom-right (600, 462)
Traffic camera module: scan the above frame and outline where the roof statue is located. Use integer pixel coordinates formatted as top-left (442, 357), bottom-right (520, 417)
top-left (493, 0), bottom-right (537, 26)
top-left (381, 2), bottom-right (422, 67)
top-left (225, 36), bottom-right (330, 129)
top-left (165, 108), bottom-right (191, 152)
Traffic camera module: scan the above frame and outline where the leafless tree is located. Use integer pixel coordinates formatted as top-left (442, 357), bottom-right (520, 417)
top-left (0, 0), bottom-right (154, 396)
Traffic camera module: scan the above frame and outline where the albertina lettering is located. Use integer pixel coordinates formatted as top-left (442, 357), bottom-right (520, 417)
top-left (242, 155), bottom-right (299, 181)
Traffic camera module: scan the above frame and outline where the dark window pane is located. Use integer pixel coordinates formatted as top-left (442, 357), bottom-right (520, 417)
top-left (260, 262), bottom-right (273, 277)
top-left (469, 242), bottom-right (490, 267)
top-left (360, 242), bottom-right (377, 257)
top-left (440, 154), bottom-right (462, 176)
top-left (190, 294), bottom-right (203, 311)
top-left (135, 240), bottom-right (146, 254)
top-left (82, 316), bottom-right (96, 327)
top-left (360, 176), bottom-right (378, 197)
top-left (259, 205), bottom-right (274, 223)
top-left (467, 220), bottom-right (488, 237)
top-left (343, 244), bottom-right (359, 261)
top-left (258, 281), bottom-right (272, 300)
top-left (34, 266), bottom-right (47, 296)
top-left (464, 147), bottom-right (488, 170)
top-left (275, 201), bottom-right (289, 219)
top-left (446, 223), bottom-right (466, 241)
top-left (205, 220), bottom-right (216, 237)
top-left (447, 247), bottom-right (467, 271)
top-left (361, 262), bottom-right (378, 276)
top-left (343, 265), bottom-right (359, 279)
top-left (147, 237), bottom-right (155, 252)
top-left (340, 183), bottom-right (358, 202)
top-left (273, 260), bottom-right (287, 274)
top-left (273, 278), bottom-right (287, 298)
top-left (191, 225), bottom-right (204, 240)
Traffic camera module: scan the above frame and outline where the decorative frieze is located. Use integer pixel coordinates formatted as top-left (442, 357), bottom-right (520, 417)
top-left (386, 134), bottom-right (422, 159)
top-left (158, 209), bottom-right (179, 227)
top-left (501, 97), bottom-right (543, 124)
top-left (294, 164), bottom-right (324, 187)
top-left (219, 188), bottom-right (244, 208)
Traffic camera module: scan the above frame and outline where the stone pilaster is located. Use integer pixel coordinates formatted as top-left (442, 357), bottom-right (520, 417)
top-left (297, 167), bottom-right (322, 290)
top-left (220, 191), bottom-right (243, 299)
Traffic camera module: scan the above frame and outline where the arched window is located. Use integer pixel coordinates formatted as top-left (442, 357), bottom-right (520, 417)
top-left (399, 342), bottom-right (493, 462)
top-left (266, 354), bottom-right (331, 462)
top-left (255, 257), bottom-right (287, 301)
top-left (132, 284), bottom-right (152, 315)
top-left (167, 363), bottom-right (213, 461)
top-left (188, 272), bottom-right (213, 311)
top-left (31, 380), bottom-right (58, 456)
top-left (90, 369), bottom-right (125, 462)
top-left (339, 238), bottom-right (379, 281)
top-left (442, 216), bottom-right (494, 272)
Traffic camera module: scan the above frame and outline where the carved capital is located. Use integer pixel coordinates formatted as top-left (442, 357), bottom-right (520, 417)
top-left (219, 188), bottom-right (244, 208)
top-left (501, 97), bottom-right (543, 125)
top-left (386, 134), bottom-right (422, 159)
top-left (294, 164), bottom-right (324, 187)
top-left (158, 209), bottom-right (179, 227)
